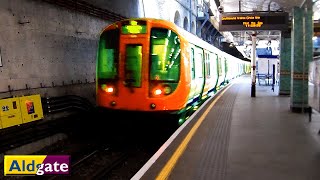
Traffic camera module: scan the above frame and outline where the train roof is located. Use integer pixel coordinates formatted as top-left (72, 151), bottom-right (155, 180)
top-left (175, 26), bottom-right (220, 52)
top-left (107, 18), bottom-right (248, 63)
top-left (174, 24), bottom-right (248, 63)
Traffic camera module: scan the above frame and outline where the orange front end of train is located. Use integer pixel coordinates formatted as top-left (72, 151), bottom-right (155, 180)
top-left (96, 19), bottom-right (190, 113)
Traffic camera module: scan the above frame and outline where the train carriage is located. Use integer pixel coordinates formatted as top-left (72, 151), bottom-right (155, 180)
top-left (96, 18), bottom-right (249, 122)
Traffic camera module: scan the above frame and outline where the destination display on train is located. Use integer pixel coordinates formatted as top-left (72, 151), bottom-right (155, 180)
top-left (219, 12), bottom-right (289, 31)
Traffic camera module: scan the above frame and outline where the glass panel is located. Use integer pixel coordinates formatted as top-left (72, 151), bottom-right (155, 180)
top-left (224, 58), bottom-right (228, 73)
top-left (191, 48), bottom-right (195, 80)
top-left (210, 53), bottom-right (217, 77)
top-left (205, 53), bottom-right (210, 76)
top-left (218, 57), bottom-right (222, 76)
top-left (150, 28), bottom-right (180, 82)
top-left (97, 29), bottom-right (119, 80)
top-left (195, 51), bottom-right (203, 78)
top-left (125, 45), bottom-right (142, 87)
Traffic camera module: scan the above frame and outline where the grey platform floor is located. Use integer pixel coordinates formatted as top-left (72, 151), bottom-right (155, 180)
top-left (136, 75), bottom-right (320, 180)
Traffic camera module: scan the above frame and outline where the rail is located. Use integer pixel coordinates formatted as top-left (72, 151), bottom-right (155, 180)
top-left (42, 95), bottom-right (95, 114)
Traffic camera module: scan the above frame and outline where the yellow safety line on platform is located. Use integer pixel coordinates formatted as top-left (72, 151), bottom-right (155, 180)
top-left (156, 84), bottom-right (233, 180)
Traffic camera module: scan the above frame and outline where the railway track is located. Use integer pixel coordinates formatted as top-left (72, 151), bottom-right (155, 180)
top-left (0, 106), bottom-right (96, 153)
top-left (73, 149), bottom-right (131, 179)
top-left (44, 145), bottom-right (132, 180)
top-left (90, 152), bottom-right (130, 179)
top-left (0, 117), bottom-right (72, 153)
top-left (0, 110), bottom-right (179, 180)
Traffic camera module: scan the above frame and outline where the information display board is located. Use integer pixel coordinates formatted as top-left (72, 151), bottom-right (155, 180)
top-left (219, 12), bottom-right (289, 31)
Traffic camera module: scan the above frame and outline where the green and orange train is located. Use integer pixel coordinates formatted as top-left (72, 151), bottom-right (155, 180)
top-left (96, 18), bottom-right (250, 121)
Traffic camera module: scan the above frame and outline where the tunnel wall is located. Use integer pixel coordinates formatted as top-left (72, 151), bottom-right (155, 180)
top-left (0, 0), bottom-right (110, 103)
top-left (0, 0), bottom-right (198, 105)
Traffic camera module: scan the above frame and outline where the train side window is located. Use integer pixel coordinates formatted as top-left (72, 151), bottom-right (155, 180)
top-left (208, 53), bottom-right (211, 76)
top-left (190, 48), bottom-right (195, 80)
top-left (210, 53), bottom-right (217, 78)
top-left (195, 51), bottom-right (203, 78)
top-left (218, 56), bottom-right (222, 76)
top-left (204, 52), bottom-right (207, 77)
top-left (205, 53), bottom-right (210, 77)
top-left (224, 57), bottom-right (228, 74)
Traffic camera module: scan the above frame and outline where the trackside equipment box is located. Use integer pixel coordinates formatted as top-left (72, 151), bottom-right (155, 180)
top-left (0, 97), bottom-right (22, 129)
top-left (20, 94), bottom-right (44, 123)
top-left (0, 94), bottom-right (44, 129)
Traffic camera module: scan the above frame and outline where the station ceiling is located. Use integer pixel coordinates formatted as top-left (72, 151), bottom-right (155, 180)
top-left (78, 0), bottom-right (319, 47)
top-left (222, 0), bottom-right (306, 13)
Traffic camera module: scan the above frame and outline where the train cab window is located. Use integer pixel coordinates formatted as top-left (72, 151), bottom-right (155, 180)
top-left (150, 28), bottom-right (180, 82)
top-left (97, 29), bottom-right (119, 80)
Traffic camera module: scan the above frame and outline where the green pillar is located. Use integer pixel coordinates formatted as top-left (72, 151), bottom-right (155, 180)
top-left (290, 6), bottom-right (314, 112)
top-left (279, 32), bottom-right (291, 95)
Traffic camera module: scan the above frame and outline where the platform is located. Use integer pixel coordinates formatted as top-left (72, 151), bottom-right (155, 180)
top-left (132, 75), bottom-right (320, 180)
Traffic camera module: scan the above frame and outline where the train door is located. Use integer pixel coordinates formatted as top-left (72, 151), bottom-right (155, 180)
top-left (194, 46), bottom-right (205, 102)
top-left (209, 52), bottom-right (218, 92)
top-left (186, 44), bottom-right (204, 106)
top-left (119, 37), bottom-right (148, 99)
top-left (223, 57), bottom-right (227, 82)
top-left (187, 47), bottom-right (197, 104)
top-left (217, 55), bottom-right (223, 88)
top-left (202, 51), bottom-right (211, 97)
top-left (224, 57), bottom-right (229, 82)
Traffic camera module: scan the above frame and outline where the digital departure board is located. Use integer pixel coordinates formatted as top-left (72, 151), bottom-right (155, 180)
top-left (219, 12), bottom-right (289, 31)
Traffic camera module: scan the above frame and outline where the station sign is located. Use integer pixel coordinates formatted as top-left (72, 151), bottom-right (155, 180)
top-left (219, 12), bottom-right (289, 31)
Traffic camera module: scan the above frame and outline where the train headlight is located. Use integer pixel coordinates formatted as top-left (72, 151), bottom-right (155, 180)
top-left (106, 87), bottom-right (114, 93)
top-left (154, 89), bottom-right (162, 95)
top-left (101, 84), bottom-right (115, 94)
top-left (150, 83), bottom-right (174, 97)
